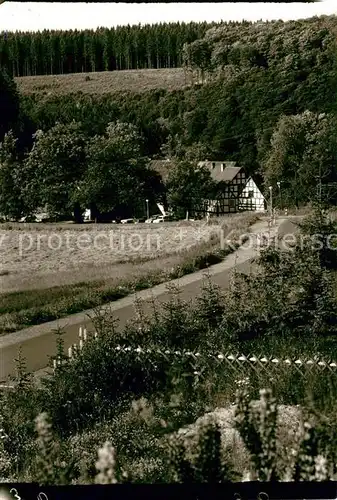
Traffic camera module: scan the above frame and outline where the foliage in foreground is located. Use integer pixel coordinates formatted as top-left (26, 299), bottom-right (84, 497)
top-left (3, 387), bottom-right (335, 484)
top-left (0, 211), bottom-right (336, 482)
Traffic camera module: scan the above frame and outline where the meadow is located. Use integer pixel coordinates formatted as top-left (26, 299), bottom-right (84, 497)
top-left (15, 68), bottom-right (187, 97)
top-left (0, 214), bottom-right (258, 334)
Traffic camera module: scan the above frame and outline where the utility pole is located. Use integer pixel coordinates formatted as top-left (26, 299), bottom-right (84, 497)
top-left (269, 186), bottom-right (273, 218)
top-left (277, 181), bottom-right (282, 210)
top-left (145, 199), bottom-right (149, 220)
top-left (319, 164), bottom-right (322, 208)
top-left (316, 161), bottom-right (323, 211)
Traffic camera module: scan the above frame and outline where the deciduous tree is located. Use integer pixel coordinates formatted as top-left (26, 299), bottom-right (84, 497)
top-left (166, 161), bottom-right (216, 218)
top-left (22, 122), bottom-right (87, 218)
top-left (0, 131), bottom-right (24, 220)
top-left (262, 111), bottom-right (337, 207)
top-left (76, 121), bottom-right (157, 218)
top-left (0, 68), bottom-right (20, 143)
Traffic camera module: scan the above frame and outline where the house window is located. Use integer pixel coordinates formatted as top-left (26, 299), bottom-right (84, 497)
top-left (229, 199), bottom-right (235, 208)
top-left (248, 190), bottom-right (254, 198)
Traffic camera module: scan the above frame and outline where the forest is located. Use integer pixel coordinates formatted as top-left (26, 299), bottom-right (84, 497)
top-left (0, 22), bottom-right (217, 76)
top-left (0, 15), bottom-right (337, 219)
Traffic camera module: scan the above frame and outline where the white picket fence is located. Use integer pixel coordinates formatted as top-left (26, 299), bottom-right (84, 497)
top-left (52, 326), bottom-right (337, 375)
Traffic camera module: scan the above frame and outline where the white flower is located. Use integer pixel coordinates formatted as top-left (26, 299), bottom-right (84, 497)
top-left (242, 470), bottom-right (253, 482)
top-left (314, 455), bottom-right (328, 481)
top-left (95, 441), bottom-right (117, 484)
top-left (218, 354), bottom-right (225, 360)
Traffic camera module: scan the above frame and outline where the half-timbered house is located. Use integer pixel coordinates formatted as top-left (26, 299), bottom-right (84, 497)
top-left (197, 160), bottom-right (266, 215)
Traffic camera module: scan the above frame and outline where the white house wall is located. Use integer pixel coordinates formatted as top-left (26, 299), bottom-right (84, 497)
top-left (238, 178), bottom-right (266, 212)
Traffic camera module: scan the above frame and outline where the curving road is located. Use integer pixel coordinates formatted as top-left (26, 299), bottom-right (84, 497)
top-left (0, 216), bottom-right (300, 382)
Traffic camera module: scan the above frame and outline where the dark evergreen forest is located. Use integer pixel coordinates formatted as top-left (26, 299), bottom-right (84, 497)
top-left (0, 22), bottom-right (217, 76)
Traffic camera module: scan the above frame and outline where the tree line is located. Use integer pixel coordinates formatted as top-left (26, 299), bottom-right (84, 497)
top-left (0, 22), bottom-right (216, 77)
top-left (0, 120), bottom-right (217, 222)
top-left (182, 15), bottom-right (337, 84)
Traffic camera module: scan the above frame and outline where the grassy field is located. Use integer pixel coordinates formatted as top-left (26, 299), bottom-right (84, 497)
top-left (15, 68), bottom-right (187, 97)
top-left (0, 219), bottom-right (232, 292)
top-left (0, 214), bottom-right (259, 334)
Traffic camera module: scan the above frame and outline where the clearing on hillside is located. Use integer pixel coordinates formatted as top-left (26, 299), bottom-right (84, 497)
top-left (15, 68), bottom-right (187, 97)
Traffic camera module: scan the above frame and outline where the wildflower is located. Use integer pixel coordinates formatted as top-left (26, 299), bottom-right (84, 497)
top-left (314, 455), bottom-right (328, 481)
top-left (169, 394), bottom-right (182, 408)
top-left (131, 397), bottom-right (153, 422)
top-left (34, 412), bottom-right (64, 484)
top-left (242, 470), bottom-right (253, 481)
top-left (132, 397), bottom-right (147, 413)
top-left (218, 354), bottom-right (225, 360)
top-left (95, 441), bottom-right (117, 484)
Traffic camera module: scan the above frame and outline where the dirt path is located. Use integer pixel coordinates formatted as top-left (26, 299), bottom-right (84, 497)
top-left (0, 216), bottom-right (299, 381)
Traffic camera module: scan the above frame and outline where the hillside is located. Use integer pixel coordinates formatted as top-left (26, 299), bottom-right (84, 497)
top-left (15, 68), bottom-right (186, 97)
top-left (2, 14), bottom-right (336, 219)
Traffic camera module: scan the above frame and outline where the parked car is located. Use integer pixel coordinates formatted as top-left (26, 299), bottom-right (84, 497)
top-left (145, 215), bottom-right (162, 223)
top-left (152, 216), bottom-right (164, 223)
top-left (152, 215), bottom-right (175, 223)
top-left (19, 215), bottom-right (38, 223)
top-left (120, 218), bottom-right (135, 224)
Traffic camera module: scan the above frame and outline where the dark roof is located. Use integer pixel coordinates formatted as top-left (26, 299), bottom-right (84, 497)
top-left (198, 161), bottom-right (243, 183)
top-left (217, 166), bottom-right (242, 182)
top-left (149, 159), bottom-right (174, 183)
